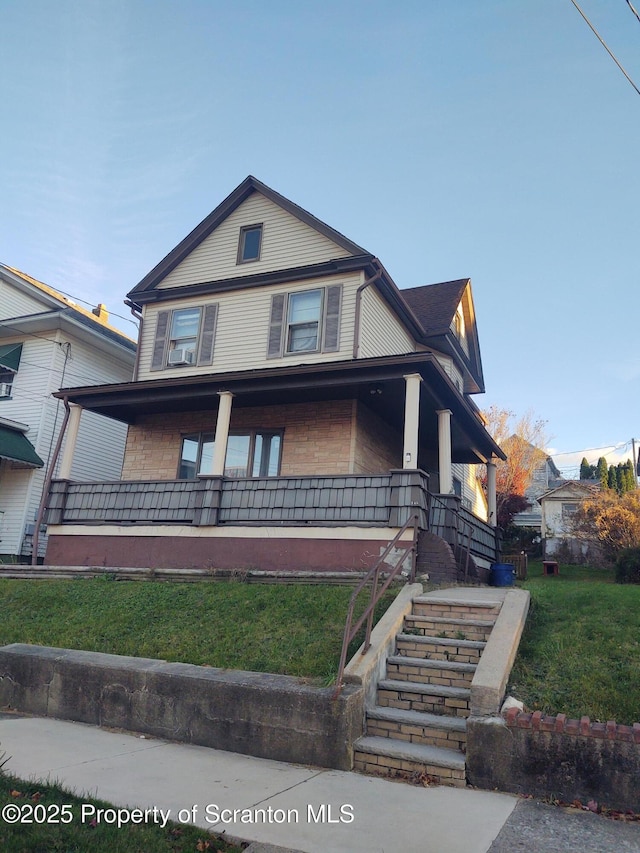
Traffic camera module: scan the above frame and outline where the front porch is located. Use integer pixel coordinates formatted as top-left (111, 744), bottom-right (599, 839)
top-left (45, 469), bottom-right (500, 576)
top-left (43, 353), bottom-right (504, 576)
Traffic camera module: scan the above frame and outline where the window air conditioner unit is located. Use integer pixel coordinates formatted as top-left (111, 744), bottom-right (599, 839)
top-left (168, 348), bottom-right (195, 366)
top-left (0, 382), bottom-right (12, 398)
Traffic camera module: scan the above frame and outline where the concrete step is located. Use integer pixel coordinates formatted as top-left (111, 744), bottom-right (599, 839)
top-left (377, 679), bottom-right (470, 717)
top-left (386, 655), bottom-right (476, 688)
top-left (411, 596), bottom-right (501, 619)
top-left (353, 735), bottom-right (466, 787)
top-left (366, 705), bottom-right (467, 750)
top-left (404, 613), bottom-right (495, 642)
top-left (396, 633), bottom-right (486, 664)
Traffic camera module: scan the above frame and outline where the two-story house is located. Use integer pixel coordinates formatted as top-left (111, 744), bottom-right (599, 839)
top-left (0, 265), bottom-right (136, 561)
top-left (43, 177), bottom-right (505, 579)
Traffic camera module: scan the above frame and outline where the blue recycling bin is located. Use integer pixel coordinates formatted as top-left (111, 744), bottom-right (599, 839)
top-left (489, 563), bottom-right (515, 587)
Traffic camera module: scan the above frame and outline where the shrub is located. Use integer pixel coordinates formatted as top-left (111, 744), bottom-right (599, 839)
top-left (615, 547), bottom-right (640, 584)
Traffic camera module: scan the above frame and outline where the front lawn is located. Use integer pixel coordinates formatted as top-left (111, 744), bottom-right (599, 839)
top-left (0, 578), bottom-right (392, 682)
top-left (0, 771), bottom-right (241, 853)
top-left (508, 561), bottom-right (640, 724)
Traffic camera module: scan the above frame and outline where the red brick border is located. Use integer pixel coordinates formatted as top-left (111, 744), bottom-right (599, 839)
top-left (504, 707), bottom-right (640, 744)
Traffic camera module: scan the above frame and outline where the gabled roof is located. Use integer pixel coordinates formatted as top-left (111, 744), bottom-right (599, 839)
top-left (128, 175), bottom-right (370, 298)
top-left (538, 480), bottom-right (600, 503)
top-left (1, 265), bottom-right (136, 350)
top-left (401, 278), bottom-right (485, 394)
top-left (402, 279), bottom-right (469, 336)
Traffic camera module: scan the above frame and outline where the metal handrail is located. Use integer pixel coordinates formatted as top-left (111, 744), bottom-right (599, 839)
top-left (332, 514), bottom-right (418, 699)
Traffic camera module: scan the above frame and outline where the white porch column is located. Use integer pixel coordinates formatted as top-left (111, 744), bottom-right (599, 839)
top-left (403, 373), bottom-right (421, 469)
top-left (58, 404), bottom-right (82, 480)
top-left (211, 391), bottom-right (234, 476)
top-left (487, 461), bottom-right (497, 527)
top-left (436, 408), bottom-right (453, 494)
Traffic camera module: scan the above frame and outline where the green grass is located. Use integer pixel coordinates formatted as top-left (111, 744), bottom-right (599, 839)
top-left (0, 579), bottom-right (393, 683)
top-left (509, 561), bottom-right (640, 723)
top-left (0, 771), bottom-right (241, 853)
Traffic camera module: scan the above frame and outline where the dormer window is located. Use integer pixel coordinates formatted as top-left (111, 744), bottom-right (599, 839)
top-left (237, 224), bottom-right (263, 264)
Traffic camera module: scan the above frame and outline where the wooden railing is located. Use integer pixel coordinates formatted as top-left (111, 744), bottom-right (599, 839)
top-left (332, 514), bottom-right (419, 698)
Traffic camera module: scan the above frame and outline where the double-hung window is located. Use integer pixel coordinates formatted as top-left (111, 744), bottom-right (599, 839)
top-left (286, 289), bottom-right (323, 353)
top-left (168, 308), bottom-right (201, 365)
top-left (151, 303), bottom-right (218, 371)
top-left (179, 430), bottom-right (282, 478)
top-left (267, 284), bottom-right (342, 359)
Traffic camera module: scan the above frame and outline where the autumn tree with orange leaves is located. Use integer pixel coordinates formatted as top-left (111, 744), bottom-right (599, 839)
top-left (482, 406), bottom-right (550, 528)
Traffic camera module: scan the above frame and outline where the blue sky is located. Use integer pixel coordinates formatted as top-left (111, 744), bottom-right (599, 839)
top-left (2, 0), bottom-right (639, 476)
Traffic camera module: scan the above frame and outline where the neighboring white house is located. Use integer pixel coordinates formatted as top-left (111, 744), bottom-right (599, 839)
top-left (539, 479), bottom-right (599, 560)
top-left (511, 447), bottom-right (563, 530)
top-left (0, 265), bottom-right (136, 561)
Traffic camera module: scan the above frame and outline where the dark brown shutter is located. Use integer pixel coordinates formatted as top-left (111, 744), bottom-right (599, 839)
top-left (197, 303), bottom-right (218, 365)
top-left (150, 310), bottom-right (170, 371)
top-left (322, 284), bottom-right (342, 352)
top-left (267, 293), bottom-right (286, 359)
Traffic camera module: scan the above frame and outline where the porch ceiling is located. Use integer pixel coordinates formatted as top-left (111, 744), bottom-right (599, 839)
top-left (56, 353), bottom-right (505, 464)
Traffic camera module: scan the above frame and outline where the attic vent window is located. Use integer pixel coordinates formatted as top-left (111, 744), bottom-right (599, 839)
top-left (237, 224), bottom-right (263, 264)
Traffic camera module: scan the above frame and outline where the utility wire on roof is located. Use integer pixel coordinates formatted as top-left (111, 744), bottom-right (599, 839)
top-left (626, 0), bottom-right (640, 26)
top-left (569, 0), bottom-right (640, 96)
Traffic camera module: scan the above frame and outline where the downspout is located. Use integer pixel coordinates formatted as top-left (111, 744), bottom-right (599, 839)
top-left (352, 263), bottom-right (383, 359)
top-left (125, 299), bottom-right (143, 381)
top-left (31, 397), bottom-right (71, 565)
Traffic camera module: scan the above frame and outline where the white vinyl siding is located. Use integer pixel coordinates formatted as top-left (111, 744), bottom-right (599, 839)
top-left (0, 281), bottom-right (51, 320)
top-left (138, 272), bottom-right (360, 380)
top-left (452, 462), bottom-right (487, 520)
top-left (434, 354), bottom-right (464, 392)
top-left (158, 193), bottom-right (353, 290)
top-left (357, 285), bottom-right (415, 358)
top-left (0, 325), bottom-right (133, 557)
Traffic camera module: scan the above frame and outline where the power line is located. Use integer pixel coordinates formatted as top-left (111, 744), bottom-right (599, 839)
top-left (569, 0), bottom-right (640, 96)
top-left (626, 0), bottom-right (640, 26)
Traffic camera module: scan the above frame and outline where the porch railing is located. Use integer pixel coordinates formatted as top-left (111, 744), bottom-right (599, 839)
top-left (332, 514), bottom-right (419, 698)
top-left (46, 472), bottom-right (499, 568)
top-left (429, 493), bottom-right (500, 571)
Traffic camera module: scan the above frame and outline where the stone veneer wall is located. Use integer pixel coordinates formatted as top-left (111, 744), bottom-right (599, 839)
top-left (122, 401), bottom-right (358, 480)
top-left (352, 402), bottom-right (402, 474)
top-left (122, 399), bottom-right (403, 480)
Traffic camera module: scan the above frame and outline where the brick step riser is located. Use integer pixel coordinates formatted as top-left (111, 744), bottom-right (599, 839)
top-left (403, 618), bottom-right (492, 642)
top-left (395, 639), bottom-right (482, 664)
top-left (354, 752), bottom-right (466, 787)
top-left (386, 662), bottom-right (473, 688)
top-left (412, 603), bottom-right (500, 619)
top-left (377, 689), bottom-right (470, 718)
top-left (365, 719), bottom-right (467, 751)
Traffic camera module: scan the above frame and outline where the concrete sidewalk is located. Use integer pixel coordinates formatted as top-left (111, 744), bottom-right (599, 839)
top-left (2, 714), bottom-right (639, 853)
top-left (0, 713), bottom-right (515, 853)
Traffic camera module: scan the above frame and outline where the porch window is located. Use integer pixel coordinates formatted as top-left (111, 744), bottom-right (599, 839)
top-left (179, 430), bottom-right (282, 478)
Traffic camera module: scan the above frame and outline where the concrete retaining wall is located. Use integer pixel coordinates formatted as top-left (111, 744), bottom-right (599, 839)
top-left (467, 710), bottom-right (640, 812)
top-left (0, 644), bottom-right (363, 771)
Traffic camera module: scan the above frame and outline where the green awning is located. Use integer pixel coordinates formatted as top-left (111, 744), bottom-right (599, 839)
top-left (0, 342), bottom-right (23, 372)
top-left (0, 425), bottom-right (44, 468)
